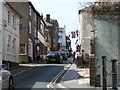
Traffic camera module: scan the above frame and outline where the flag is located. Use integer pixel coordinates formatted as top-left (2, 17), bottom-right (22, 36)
top-left (71, 31), bottom-right (76, 38)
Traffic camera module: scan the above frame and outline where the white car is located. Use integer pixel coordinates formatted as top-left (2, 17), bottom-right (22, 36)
top-left (0, 64), bottom-right (14, 90)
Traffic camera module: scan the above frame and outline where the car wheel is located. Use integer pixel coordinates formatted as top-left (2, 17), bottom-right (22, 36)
top-left (47, 61), bottom-right (51, 64)
top-left (9, 77), bottom-right (14, 90)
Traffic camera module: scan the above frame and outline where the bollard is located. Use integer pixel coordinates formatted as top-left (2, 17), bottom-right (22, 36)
top-left (111, 59), bottom-right (118, 90)
top-left (102, 56), bottom-right (107, 90)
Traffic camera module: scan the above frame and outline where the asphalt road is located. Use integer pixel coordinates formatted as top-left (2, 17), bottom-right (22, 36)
top-left (13, 62), bottom-right (69, 89)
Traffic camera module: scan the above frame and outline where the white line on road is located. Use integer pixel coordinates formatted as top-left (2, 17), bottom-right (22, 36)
top-left (13, 67), bottom-right (32, 77)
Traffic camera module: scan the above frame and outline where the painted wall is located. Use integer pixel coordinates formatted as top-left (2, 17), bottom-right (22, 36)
top-left (2, 2), bottom-right (20, 63)
top-left (79, 11), bottom-right (93, 54)
top-left (0, 0), bottom-right (3, 65)
top-left (118, 22), bottom-right (120, 86)
top-left (58, 27), bottom-right (66, 49)
top-left (94, 18), bottom-right (118, 86)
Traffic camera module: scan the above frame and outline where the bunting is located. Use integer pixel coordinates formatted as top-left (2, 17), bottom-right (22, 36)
top-left (71, 31), bottom-right (76, 38)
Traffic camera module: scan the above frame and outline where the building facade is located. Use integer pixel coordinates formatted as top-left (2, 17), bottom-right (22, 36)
top-left (36, 14), bottom-right (47, 60)
top-left (9, 2), bottom-right (45, 62)
top-left (78, 9), bottom-right (94, 55)
top-left (0, 1), bottom-right (21, 67)
top-left (92, 1), bottom-right (120, 86)
top-left (79, 1), bottom-right (120, 87)
top-left (44, 18), bottom-right (53, 53)
top-left (66, 36), bottom-right (72, 53)
top-left (45, 14), bottom-right (59, 51)
top-left (58, 26), bottom-right (66, 50)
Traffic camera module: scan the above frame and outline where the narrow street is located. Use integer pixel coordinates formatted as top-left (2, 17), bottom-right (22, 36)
top-left (13, 61), bottom-right (70, 89)
top-left (1, 1), bottom-right (120, 89)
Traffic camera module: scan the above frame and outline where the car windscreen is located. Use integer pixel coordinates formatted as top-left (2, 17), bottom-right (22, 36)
top-left (59, 51), bottom-right (66, 54)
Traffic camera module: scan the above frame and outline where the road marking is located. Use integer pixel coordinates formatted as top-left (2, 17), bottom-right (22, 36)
top-left (47, 68), bottom-right (65, 88)
top-left (13, 64), bottom-right (70, 77)
top-left (47, 64), bottom-right (71, 89)
top-left (13, 67), bottom-right (32, 77)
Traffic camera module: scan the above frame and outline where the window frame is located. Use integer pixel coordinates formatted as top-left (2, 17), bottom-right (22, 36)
top-left (19, 43), bottom-right (26, 55)
top-left (29, 20), bottom-right (32, 34)
top-left (8, 11), bottom-right (10, 24)
top-left (29, 6), bottom-right (32, 16)
top-left (7, 35), bottom-right (11, 54)
top-left (12, 38), bottom-right (16, 55)
top-left (13, 15), bottom-right (16, 29)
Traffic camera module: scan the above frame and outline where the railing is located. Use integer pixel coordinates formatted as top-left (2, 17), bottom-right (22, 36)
top-left (101, 56), bottom-right (118, 90)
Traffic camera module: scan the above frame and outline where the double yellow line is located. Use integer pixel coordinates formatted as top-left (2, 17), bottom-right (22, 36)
top-left (47, 64), bottom-right (71, 89)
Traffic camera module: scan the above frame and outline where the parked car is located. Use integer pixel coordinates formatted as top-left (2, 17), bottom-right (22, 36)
top-left (0, 64), bottom-right (14, 90)
top-left (60, 49), bottom-right (70, 57)
top-left (46, 51), bottom-right (63, 64)
top-left (58, 50), bottom-right (67, 61)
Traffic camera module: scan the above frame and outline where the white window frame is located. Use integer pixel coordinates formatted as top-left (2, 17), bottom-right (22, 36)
top-left (29, 20), bottom-right (32, 34)
top-left (13, 15), bottom-right (16, 29)
top-left (28, 43), bottom-right (31, 56)
top-left (12, 38), bottom-right (16, 55)
top-left (41, 24), bottom-right (44, 35)
top-left (7, 35), bottom-right (11, 54)
top-left (8, 11), bottom-right (10, 24)
top-left (28, 38), bottom-right (32, 57)
top-left (29, 6), bottom-right (32, 16)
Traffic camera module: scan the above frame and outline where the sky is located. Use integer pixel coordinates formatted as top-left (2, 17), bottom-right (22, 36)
top-left (29, 0), bottom-right (96, 51)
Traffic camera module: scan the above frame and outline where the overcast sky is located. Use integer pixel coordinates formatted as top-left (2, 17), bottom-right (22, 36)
top-left (29, 0), bottom-right (96, 51)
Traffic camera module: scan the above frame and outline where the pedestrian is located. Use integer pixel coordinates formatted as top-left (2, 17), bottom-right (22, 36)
top-left (81, 50), bottom-right (86, 64)
top-left (37, 52), bottom-right (40, 60)
top-left (73, 51), bottom-right (76, 62)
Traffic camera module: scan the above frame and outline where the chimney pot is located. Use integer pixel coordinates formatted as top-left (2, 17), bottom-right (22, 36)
top-left (46, 14), bottom-right (50, 22)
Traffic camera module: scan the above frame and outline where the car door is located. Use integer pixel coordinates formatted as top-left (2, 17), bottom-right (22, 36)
top-left (1, 69), bottom-right (10, 88)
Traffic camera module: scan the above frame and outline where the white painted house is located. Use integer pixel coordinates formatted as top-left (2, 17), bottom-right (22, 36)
top-left (58, 26), bottom-right (66, 50)
top-left (78, 9), bottom-right (94, 54)
top-left (0, 0), bottom-right (21, 67)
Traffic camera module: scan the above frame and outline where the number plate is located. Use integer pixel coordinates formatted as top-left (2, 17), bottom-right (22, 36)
top-left (51, 59), bottom-right (55, 61)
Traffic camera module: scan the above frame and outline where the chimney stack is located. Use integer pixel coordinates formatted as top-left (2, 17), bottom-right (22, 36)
top-left (40, 13), bottom-right (43, 18)
top-left (46, 14), bottom-right (50, 22)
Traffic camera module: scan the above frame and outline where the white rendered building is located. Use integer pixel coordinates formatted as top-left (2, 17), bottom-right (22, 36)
top-left (0, 0), bottom-right (21, 67)
top-left (58, 26), bottom-right (66, 50)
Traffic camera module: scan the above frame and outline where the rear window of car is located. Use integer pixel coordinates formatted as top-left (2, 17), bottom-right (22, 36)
top-left (47, 52), bottom-right (58, 55)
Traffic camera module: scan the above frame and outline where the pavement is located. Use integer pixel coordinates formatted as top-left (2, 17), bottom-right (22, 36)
top-left (53, 59), bottom-right (120, 90)
top-left (53, 63), bottom-right (96, 89)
